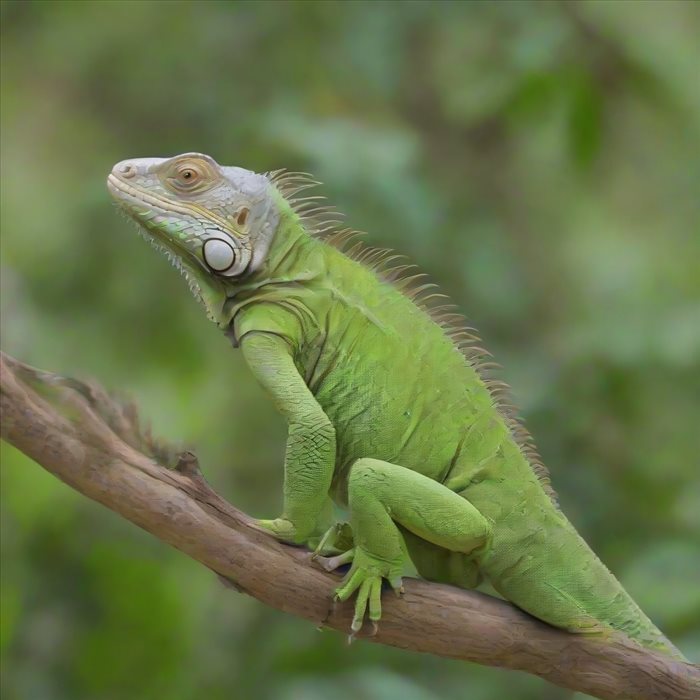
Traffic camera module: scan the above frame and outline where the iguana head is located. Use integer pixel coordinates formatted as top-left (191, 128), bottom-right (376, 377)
top-left (107, 152), bottom-right (280, 323)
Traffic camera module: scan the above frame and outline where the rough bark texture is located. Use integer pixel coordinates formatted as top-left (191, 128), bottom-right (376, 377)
top-left (1, 351), bottom-right (697, 700)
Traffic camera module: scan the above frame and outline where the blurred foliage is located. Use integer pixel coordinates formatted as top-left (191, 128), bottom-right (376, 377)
top-left (1, 1), bottom-right (699, 698)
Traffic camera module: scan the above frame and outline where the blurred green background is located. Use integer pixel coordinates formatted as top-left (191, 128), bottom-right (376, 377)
top-left (1, 1), bottom-right (699, 698)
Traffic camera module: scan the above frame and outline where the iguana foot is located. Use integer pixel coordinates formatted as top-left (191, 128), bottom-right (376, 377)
top-left (257, 517), bottom-right (313, 545)
top-left (332, 547), bottom-right (404, 636)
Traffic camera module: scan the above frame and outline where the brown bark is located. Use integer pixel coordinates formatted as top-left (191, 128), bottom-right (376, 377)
top-left (1, 351), bottom-right (697, 700)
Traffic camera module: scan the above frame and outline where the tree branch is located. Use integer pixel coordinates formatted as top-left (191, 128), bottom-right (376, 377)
top-left (0, 351), bottom-right (697, 700)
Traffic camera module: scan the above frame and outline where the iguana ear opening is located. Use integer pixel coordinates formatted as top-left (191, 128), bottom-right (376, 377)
top-left (235, 207), bottom-right (249, 228)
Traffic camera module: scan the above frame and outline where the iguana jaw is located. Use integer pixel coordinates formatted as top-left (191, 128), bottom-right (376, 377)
top-left (107, 170), bottom-right (231, 324)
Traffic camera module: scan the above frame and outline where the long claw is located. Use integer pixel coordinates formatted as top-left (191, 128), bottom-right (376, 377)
top-left (389, 576), bottom-right (404, 596)
top-left (330, 548), bottom-right (403, 639)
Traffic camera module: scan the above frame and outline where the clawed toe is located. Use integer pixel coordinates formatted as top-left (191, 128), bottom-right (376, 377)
top-left (316, 549), bottom-right (355, 572)
top-left (393, 582), bottom-right (405, 597)
top-left (325, 546), bottom-right (403, 638)
top-left (345, 615), bottom-right (379, 642)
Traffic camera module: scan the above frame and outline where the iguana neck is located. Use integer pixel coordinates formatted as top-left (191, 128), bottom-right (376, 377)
top-left (259, 210), bottom-right (317, 277)
top-left (218, 204), bottom-right (325, 327)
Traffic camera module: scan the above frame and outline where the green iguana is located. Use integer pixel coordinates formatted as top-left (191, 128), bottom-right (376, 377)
top-left (107, 152), bottom-right (683, 657)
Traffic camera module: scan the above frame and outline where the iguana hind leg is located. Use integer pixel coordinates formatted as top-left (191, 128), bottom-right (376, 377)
top-left (332, 457), bottom-right (492, 634)
top-left (400, 528), bottom-right (483, 590)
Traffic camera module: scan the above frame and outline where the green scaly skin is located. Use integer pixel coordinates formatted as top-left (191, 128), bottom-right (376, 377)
top-left (107, 152), bottom-right (684, 657)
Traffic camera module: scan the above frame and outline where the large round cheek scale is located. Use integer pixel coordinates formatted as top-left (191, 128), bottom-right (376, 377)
top-left (203, 238), bottom-right (236, 272)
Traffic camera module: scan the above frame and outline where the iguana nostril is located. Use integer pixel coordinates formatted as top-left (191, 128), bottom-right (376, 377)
top-left (116, 162), bottom-right (136, 178)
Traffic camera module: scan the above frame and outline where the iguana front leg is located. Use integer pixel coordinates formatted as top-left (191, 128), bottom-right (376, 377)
top-left (240, 332), bottom-right (336, 545)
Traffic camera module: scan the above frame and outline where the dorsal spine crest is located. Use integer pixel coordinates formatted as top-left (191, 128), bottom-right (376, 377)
top-left (267, 168), bottom-right (559, 506)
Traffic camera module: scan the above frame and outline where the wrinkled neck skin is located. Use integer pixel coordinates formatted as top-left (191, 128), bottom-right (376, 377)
top-left (210, 193), bottom-right (319, 328)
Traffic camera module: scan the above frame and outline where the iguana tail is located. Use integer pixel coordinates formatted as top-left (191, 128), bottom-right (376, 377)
top-left (486, 516), bottom-right (685, 659)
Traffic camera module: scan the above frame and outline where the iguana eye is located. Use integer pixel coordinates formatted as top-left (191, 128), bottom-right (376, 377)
top-left (173, 165), bottom-right (202, 188)
top-left (161, 156), bottom-right (219, 194)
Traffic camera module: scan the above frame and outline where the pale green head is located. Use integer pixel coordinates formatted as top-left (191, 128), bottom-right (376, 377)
top-left (107, 152), bottom-right (282, 321)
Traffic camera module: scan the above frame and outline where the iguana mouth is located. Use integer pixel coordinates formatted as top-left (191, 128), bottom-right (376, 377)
top-left (107, 173), bottom-right (204, 263)
top-left (108, 172), bottom-right (201, 220)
